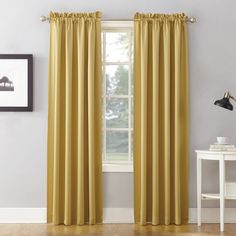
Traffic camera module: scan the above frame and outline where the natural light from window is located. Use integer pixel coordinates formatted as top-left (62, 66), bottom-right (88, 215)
top-left (102, 25), bottom-right (133, 170)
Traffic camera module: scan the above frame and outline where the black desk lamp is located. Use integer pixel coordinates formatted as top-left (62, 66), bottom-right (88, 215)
top-left (214, 92), bottom-right (236, 111)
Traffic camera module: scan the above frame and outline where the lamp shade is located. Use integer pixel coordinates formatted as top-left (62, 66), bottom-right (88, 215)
top-left (214, 97), bottom-right (233, 111)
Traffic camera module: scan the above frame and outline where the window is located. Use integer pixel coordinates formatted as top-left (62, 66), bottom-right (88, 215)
top-left (102, 22), bottom-right (133, 172)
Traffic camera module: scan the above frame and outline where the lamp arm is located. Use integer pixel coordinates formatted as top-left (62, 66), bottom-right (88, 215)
top-left (224, 92), bottom-right (236, 101)
top-left (230, 95), bottom-right (236, 101)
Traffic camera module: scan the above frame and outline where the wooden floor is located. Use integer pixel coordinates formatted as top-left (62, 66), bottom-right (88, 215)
top-left (1, 224), bottom-right (236, 236)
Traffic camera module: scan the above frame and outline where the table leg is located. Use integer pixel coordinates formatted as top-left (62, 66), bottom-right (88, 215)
top-left (197, 157), bottom-right (202, 227)
top-left (219, 158), bottom-right (225, 232)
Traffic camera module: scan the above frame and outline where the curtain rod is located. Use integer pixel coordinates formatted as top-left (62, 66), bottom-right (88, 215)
top-left (40, 15), bottom-right (196, 23)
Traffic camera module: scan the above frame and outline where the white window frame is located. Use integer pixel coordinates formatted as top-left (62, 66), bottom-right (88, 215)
top-left (102, 21), bottom-right (134, 173)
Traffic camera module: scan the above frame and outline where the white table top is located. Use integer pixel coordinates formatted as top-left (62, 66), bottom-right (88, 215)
top-left (196, 150), bottom-right (236, 161)
top-left (196, 150), bottom-right (236, 155)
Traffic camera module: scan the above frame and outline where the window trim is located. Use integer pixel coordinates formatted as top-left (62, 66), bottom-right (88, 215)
top-left (103, 163), bottom-right (133, 173)
top-left (101, 21), bottom-right (133, 30)
top-left (102, 21), bottom-right (134, 173)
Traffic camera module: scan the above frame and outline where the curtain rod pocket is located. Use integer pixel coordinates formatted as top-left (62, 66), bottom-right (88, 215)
top-left (40, 15), bottom-right (196, 23)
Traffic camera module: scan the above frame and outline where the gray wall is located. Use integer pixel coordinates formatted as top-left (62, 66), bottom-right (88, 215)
top-left (0, 0), bottom-right (236, 209)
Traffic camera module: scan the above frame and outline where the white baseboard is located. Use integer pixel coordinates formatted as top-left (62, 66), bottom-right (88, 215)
top-left (103, 208), bottom-right (133, 223)
top-left (1, 207), bottom-right (236, 224)
top-left (0, 208), bottom-right (46, 223)
top-left (0, 208), bottom-right (134, 223)
top-left (189, 208), bottom-right (236, 223)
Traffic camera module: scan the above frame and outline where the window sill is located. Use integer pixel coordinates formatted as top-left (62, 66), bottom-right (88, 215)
top-left (102, 163), bottom-right (133, 173)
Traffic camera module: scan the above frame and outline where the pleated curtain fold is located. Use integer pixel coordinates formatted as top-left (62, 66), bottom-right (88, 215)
top-left (134, 13), bottom-right (189, 225)
top-left (47, 11), bottom-right (103, 225)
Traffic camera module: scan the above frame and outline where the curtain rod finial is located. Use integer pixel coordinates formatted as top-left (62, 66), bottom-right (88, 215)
top-left (188, 17), bottom-right (196, 23)
top-left (40, 15), bottom-right (49, 22)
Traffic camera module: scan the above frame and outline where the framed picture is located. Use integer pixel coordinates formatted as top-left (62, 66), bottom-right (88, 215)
top-left (0, 54), bottom-right (33, 111)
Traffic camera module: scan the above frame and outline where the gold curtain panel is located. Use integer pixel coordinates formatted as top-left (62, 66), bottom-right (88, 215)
top-left (134, 12), bottom-right (189, 225)
top-left (47, 11), bottom-right (103, 225)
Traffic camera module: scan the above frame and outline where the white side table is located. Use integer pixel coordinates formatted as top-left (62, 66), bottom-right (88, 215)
top-left (196, 150), bottom-right (236, 232)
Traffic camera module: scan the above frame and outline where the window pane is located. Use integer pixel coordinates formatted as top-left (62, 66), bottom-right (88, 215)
top-left (106, 98), bottom-right (128, 128)
top-left (102, 32), bottom-right (104, 56)
top-left (131, 63), bottom-right (134, 95)
top-left (106, 65), bottom-right (129, 95)
top-left (102, 28), bottom-right (133, 164)
top-left (131, 98), bottom-right (133, 128)
top-left (130, 32), bottom-right (134, 63)
top-left (106, 131), bottom-right (128, 161)
top-left (105, 32), bottom-right (129, 62)
top-left (131, 131), bottom-right (133, 160)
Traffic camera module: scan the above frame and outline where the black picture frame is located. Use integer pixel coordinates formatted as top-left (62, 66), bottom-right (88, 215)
top-left (0, 54), bottom-right (33, 111)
